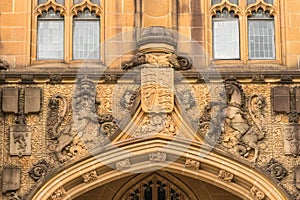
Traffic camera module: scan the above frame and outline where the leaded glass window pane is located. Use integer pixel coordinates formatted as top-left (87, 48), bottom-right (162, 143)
top-left (73, 0), bottom-right (83, 4)
top-left (73, 19), bottom-right (100, 60)
top-left (91, 0), bottom-right (100, 5)
top-left (38, 0), bottom-right (47, 5)
top-left (213, 18), bottom-right (240, 59)
top-left (247, 0), bottom-right (273, 5)
top-left (55, 0), bottom-right (65, 5)
top-left (212, 0), bottom-right (238, 5)
top-left (37, 21), bottom-right (64, 60)
top-left (248, 20), bottom-right (275, 59)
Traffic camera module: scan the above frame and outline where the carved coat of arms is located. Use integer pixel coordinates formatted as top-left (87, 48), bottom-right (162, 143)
top-left (141, 67), bottom-right (174, 113)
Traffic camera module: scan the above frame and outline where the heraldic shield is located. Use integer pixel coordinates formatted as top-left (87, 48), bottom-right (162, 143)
top-left (141, 67), bottom-right (174, 113)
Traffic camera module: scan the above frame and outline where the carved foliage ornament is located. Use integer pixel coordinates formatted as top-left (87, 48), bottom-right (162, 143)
top-left (82, 170), bottom-right (98, 183)
top-left (218, 170), bottom-right (234, 182)
top-left (262, 159), bottom-right (288, 181)
top-left (250, 186), bottom-right (265, 200)
top-left (149, 152), bottom-right (167, 162)
top-left (122, 52), bottom-right (192, 70)
top-left (116, 159), bottom-right (131, 170)
top-left (51, 187), bottom-right (66, 200)
top-left (28, 159), bottom-right (50, 181)
top-left (184, 158), bottom-right (200, 170)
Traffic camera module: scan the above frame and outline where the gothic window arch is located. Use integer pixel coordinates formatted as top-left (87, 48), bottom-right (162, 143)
top-left (209, 0), bottom-right (280, 64)
top-left (32, 0), bottom-right (103, 63)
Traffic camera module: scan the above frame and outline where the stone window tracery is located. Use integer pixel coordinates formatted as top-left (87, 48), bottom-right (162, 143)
top-left (32, 0), bottom-right (104, 63)
top-left (209, 0), bottom-right (280, 63)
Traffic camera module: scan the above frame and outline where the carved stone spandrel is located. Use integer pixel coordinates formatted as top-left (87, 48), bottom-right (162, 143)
top-left (24, 87), bottom-right (41, 114)
top-left (295, 166), bottom-right (300, 190)
top-left (184, 158), bottom-right (200, 170)
top-left (2, 88), bottom-right (18, 113)
top-left (2, 167), bottom-right (21, 193)
top-left (272, 86), bottom-right (290, 113)
top-left (149, 152), bottom-right (167, 162)
top-left (10, 125), bottom-right (32, 156)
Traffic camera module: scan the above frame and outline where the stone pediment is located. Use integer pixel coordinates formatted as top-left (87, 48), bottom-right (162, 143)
top-left (112, 99), bottom-right (203, 143)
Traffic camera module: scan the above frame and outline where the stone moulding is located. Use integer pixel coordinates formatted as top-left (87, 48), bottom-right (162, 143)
top-left (27, 138), bottom-right (291, 200)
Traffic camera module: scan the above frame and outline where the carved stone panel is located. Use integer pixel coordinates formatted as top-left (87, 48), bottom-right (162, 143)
top-left (24, 87), bottom-right (41, 113)
top-left (272, 86), bottom-right (290, 113)
top-left (296, 88), bottom-right (300, 113)
top-left (295, 166), bottom-right (300, 190)
top-left (2, 88), bottom-right (18, 113)
top-left (10, 125), bottom-right (32, 156)
top-left (141, 67), bottom-right (174, 113)
top-left (184, 158), bottom-right (200, 170)
top-left (149, 152), bottom-right (167, 162)
top-left (284, 124), bottom-right (300, 156)
top-left (2, 167), bottom-right (21, 193)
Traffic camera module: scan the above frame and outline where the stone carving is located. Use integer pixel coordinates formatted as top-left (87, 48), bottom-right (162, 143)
top-left (120, 90), bottom-right (138, 110)
top-left (133, 113), bottom-right (177, 138)
top-left (262, 159), bottom-right (288, 181)
top-left (6, 192), bottom-right (23, 200)
top-left (24, 87), bottom-right (41, 114)
top-left (295, 166), bottom-right (300, 189)
top-left (28, 159), bottom-right (50, 181)
top-left (199, 80), bottom-right (266, 162)
top-left (50, 187), bottom-right (66, 200)
top-left (218, 170), bottom-right (234, 182)
top-left (47, 77), bottom-right (120, 163)
top-left (284, 124), bottom-right (300, 157)
top-left (116, 159), bottom-right (131, 170)
top-left (10, 124), bottom-right (32, 156)
top-left (0, 59), bottom-right (9, 70)
top-left (122, 52), bottom-right (192, 70)
top-left (149, 152), bottom-right (167, 162)
top-left (184, 158), bottom-right (200, 170)
top-left (2, 167), bottom-right (21, 193)
top-left (141, 67), bottom-right (174, 113)
top-left (291, 193), bottom-right (300, 200)
top-left (250, 186), bottom-right (265, 200)
top-left (2, 88), bottom-right (18, 113)
top-left (177, 90), bottom-right (196, 111)
top-left (49, 74), bottom-right (62, 84)
top-left (104, 74), bottom-right (117, 84)
top-left (82, 170), bottom-right (98, 183)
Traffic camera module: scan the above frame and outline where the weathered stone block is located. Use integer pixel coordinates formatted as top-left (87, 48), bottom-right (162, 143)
top-left (272, 86), bottom-right (290, 113)
top-left (2, 88), bottom-right (18, 113)
top-left (10, 125), bottom-right (32, 156)
top-left (2, 167), bottom-right (21, 193)
top-left (24, 88), bottom-right (41, 113)
top-left (295, 165), bottom-right (300, 189)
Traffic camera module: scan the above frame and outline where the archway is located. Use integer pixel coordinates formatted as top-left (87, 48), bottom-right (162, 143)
top-left (29, 136), bottom-right (290, 200)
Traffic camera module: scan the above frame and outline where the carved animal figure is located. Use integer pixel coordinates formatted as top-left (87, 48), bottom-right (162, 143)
top-left (223, 81), bottom-right (264, 162)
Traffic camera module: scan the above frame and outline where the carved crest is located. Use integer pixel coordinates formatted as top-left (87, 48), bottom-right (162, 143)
top-left (284, 124), bottom-right (300, 157)
top-left (141, 68), bottom-right (174, 113)
top-left (10, 125), bottom-right (32, 156)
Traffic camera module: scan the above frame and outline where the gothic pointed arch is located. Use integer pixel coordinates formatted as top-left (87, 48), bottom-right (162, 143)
top-left (35, 0), bottom-right (66, 16)
top-left (246, 0), bottom-right (276, 16)
top-left (71, 0), bottom-right (103, 17)
top-left (210, 0), bottom-right (241, 16)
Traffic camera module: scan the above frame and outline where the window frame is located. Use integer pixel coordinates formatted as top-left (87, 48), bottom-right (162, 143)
top-left (207, 0), bottom-right (281, 66)
top-left (31, 0), bottom-right (104, 64)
